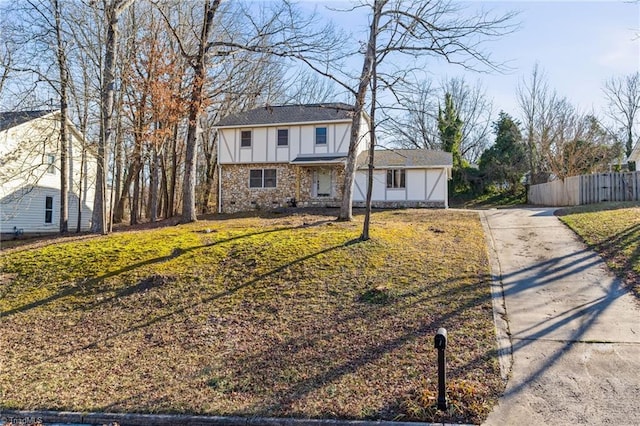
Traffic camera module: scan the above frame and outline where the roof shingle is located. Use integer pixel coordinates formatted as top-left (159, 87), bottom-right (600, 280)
top-left (0, 110), bottom-right (56, 132)
top-left (215, 103), bottom-right (355, 127)
top-left (357, 149), bottom-right (452, 168)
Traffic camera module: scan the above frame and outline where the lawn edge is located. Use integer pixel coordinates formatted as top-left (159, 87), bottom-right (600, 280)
top-left (478, 211), bottom-right (513, 382)
top-left (0, 409), bottom-right (476, 426)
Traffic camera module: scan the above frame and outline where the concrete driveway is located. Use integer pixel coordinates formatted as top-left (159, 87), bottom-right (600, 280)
top-left (481, 208), bottom-right (640, 425)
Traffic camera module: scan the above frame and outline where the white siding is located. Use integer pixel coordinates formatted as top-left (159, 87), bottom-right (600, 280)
top-left (354, 168), bottom-right (448, 204)
top-left (218, 121), bottom-right (354, 164)
top-left (407, 169), bottom-right (425, 200)
top-left (0, 113), bottom-right (96, 234)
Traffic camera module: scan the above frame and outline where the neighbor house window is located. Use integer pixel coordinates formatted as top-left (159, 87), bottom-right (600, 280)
top-left (46, 154), bottom-right (56, 174)
top-left (241, 130), bottom-right (252, 147)
top-left (45, 196), bottom-right (53, 223)
top-left (315, 127), bottom-right (327, 145)
top-left (277, 129), bottom-right (289, 146)
top-left (249, 169), bottom-right (277, 188)
top-left (386, 169), bottom-right (406, 189)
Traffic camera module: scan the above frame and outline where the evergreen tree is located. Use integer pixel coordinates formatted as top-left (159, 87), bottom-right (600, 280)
top-left (438, 92), bottom-right (465, 190)
top-left (480, 112), bottom-right (527, 193)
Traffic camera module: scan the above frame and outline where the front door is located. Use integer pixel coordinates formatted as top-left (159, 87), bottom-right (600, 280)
top-left (314, 169), bottom-right (332, 197)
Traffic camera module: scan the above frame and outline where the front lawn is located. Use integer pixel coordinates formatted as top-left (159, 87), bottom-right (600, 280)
top-left (0, 209), bottom-right (501, 424)
top-left (558, 202), bottom-right (640, 299)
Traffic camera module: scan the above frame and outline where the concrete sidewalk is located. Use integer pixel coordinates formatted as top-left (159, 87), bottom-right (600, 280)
top-left (481, 208), bottom-right (640, 425)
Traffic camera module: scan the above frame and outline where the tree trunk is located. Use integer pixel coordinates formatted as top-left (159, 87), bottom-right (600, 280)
top-left (361, 20), bottom-right (379, 241)
top-left (91, 0), bottom-right (133, 234)
top-left (181, 1), bottom-right (220, 223)
top-left (150, 143), bottom-right (159, 222)
top-left (338, 0), bottom-right (385, 221)
top-left (53, 0), bottom-right (69, 234)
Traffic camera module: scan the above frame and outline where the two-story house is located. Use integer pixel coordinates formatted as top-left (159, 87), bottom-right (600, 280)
top-left (214, 103), bottom-right (452, 214)
top-left (0, 110), bottom-right (96, 237)
top-left (214, 103), bottom-right (369, 213)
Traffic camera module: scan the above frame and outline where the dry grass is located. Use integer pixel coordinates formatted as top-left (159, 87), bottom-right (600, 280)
top-left (558, 202), bottom-right (640, 299)
top-left (0, 209), bottom-right (501, 424)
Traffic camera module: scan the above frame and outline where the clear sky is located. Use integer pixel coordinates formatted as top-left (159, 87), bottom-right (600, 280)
top-left (307, 0), bottom-right (640, 124)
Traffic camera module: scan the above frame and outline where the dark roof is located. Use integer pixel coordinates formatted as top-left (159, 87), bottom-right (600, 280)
top-left (357, 149), bottom-right (453, 168)
top-left (215, 103), bottom-right (355, 127)
top-left (0, 110), bottom-right (56, 132)
top-left (290, 154), bottom-right (347, 165)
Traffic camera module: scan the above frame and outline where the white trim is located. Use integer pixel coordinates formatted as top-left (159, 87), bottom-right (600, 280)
top-left (213, 119), bottom-right (352, 130)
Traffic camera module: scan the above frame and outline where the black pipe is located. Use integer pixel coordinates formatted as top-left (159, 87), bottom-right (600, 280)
top-left (434, 327), bottom-right (447, 411)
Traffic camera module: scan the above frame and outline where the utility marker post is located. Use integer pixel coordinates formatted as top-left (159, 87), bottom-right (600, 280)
top-left (434, 327), bottom-right (448, 411)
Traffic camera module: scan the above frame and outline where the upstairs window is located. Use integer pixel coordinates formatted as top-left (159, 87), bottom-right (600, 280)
top-left (241, 130), bottom-right (252, 147)
top-left (315, 127), bottom-right (327, 145)
top-left (45, 196), bottom-right (53, 223)
top-left (46, 154), bottom-right (56, 174)
top-left (249, 169), bottom-right (277, 188)
top-left (277, 129), bottom-right (289, 146)
top-left (386, 169), bottom-right (406, 189)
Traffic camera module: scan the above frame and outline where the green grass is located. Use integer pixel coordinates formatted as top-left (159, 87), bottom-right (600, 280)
top-left (451, 187), bottom-right (528, 209)
top-left (0, 210), bottom-right (501, 424)
top-left (558, 202), bottom-right (640, 298)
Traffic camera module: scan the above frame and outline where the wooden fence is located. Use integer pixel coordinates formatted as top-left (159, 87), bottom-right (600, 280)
top-left (528, 172), bottom-right (640, 206)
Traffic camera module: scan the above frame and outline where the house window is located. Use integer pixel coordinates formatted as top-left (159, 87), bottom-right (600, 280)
top-left (249, 169), bottom-right (277, 188)
top-left (277, 129), bottom-right (288, 146)
top-left (386, 169), bottom-right (406, 189)
top-left (315, 127), bottom-right (327, 145)
top-left (45, 196), bottom-right (53, 223)
top-left (46, 154), bottom-right (56, 174)
top-left (241, 130), bottom-right (252, 147)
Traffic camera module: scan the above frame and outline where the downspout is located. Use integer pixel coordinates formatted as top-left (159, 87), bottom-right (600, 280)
top-left (217, 137), bottom-right (222, 214)
top-left (445, 166), bottom-right (451, 209)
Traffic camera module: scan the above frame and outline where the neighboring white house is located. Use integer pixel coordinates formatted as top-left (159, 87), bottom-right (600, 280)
top-left (0, 110), bottom-right (96, 237)
top-left (214, 103), bottom-right (452, 213)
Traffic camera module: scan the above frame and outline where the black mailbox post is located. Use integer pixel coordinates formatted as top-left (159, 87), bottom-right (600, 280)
top-left (434, 328), bottom-right (447, 411)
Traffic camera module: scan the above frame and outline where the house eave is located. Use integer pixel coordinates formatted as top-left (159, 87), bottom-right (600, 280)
top-left (214, 118), bottom-right (354, 130)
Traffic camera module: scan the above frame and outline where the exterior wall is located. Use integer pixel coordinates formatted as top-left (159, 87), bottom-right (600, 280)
top-left (0, 114), bottom-right (96, 236)
top-left (219, 163), bottom-right (345, 213)
top-left (353, 168), bottom-right (449, 208)
top-left (218, 113), bottom-right (370, 165)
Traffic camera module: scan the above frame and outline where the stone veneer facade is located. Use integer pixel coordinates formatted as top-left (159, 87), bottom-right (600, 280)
top-left (219, 163), bottom-right (345, 213)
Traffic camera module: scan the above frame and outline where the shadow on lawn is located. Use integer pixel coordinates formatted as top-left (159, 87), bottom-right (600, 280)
top-left (0, 218), bottom-right (335, 318)
top-left (36, 235), bottom-right (363, 364)
top-left (591, 223), bottom-right (640, 297)
top-left (233, 278), bottom-right (494, 420)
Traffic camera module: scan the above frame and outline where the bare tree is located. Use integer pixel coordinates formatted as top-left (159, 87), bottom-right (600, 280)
top-left (386, 76), bottom-right (493, 164)
top-left (337, 0), bottom-right (516, 221)
top-left (603, 72), bottom-right (640, 161)
top-left (518, 64), bottom-right (555, 184)
top-left (442, 77), bottom-right (493, 164)
top-left (90, 0), bottom-right (135, 234)
top-left (384, 80), bottom-right (439, 150)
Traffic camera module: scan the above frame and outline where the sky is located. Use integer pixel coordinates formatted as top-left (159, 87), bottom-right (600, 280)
top-left (306, 0), bottom-right (640, 124)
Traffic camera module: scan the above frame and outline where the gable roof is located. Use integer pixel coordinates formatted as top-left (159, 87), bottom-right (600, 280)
top-left (214, 103), bottom-right (355, 127)
top-left (0, 110), bottom-right (56, 132)
top-left (357, 149), bottom-right (453, 168)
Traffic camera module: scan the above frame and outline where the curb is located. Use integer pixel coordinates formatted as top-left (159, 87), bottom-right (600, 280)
top-left (0, 410), bottom-right (475, 426)
top-left (479, 211), bottom-right (513, 381)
